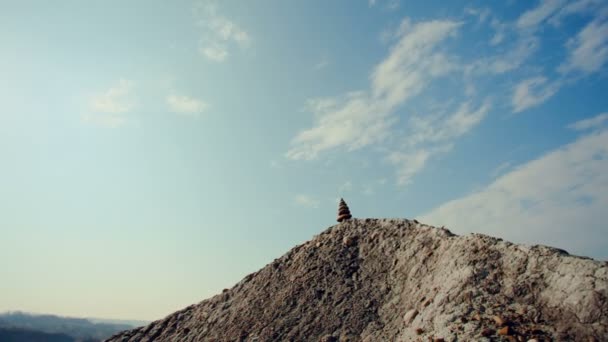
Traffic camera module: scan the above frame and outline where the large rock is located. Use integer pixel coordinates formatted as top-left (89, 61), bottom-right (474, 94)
top-left (106, 219), bottom-right (608, 341)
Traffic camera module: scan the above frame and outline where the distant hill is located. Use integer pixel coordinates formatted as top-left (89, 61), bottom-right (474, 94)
top-left (0, 326), bottom-right (76, 342)
top-left (0, 312), bottom-right (140, 341)
top-left (107, 218), bottom-right (607, 341)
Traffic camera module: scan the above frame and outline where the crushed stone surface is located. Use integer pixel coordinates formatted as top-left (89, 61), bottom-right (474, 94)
top-left (106, 219), bottom-right (608, 341)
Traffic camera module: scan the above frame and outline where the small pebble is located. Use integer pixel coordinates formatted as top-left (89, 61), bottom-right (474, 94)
top-left (403, 309), bottom-right (418, 324)
top-left (481, 328), bottom-right (494, 337)
top-left (498, 326), bottom-right (513, 336)
top-left (493, 315), bottom-right (508, 326)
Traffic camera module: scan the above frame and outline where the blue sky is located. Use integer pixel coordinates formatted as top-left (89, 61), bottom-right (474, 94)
top-left (1, 0), bottom-right (607, 321)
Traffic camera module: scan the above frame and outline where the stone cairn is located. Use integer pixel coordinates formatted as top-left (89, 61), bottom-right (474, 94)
top-left (337, 198), bottom-right (352, 222)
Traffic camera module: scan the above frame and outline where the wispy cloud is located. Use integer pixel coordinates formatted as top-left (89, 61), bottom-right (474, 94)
top-left (560, 17), bottom-right (608, 74)
top-left (286, 19), bottom-right (496, 186)
top-left (421, 124), bottom-right (608, 259)
top-left (84, 79), bottom-right (135, 127)
top-left (201, 45), bottom-right (229, 62)
top-left (371, 19), bottom-right (461, 107)
top-left (465, 0), bottom-right (607, 116)
top-left (313, 56), bottom-right (330, 70)
top-left (369, 0), bottom-right (400, 10)
top-left (511, 76), bottom-right (560, 113)
top-left (390, 101), bottom-right (490, 184)
top-left (286, 92), bottom-right (390, 160)
top-left (465, 7), bottom-right (492, 25)
top-left (288, 2), bottom-right (608, 186)
top-left (294, 194), bottom-right (320, 208)
top-left (195, 1), bottom-right (251, 62)
top-left (548, 0), bottom-right (605, 26)
top-left (469, 36), bottom-right (539, 75)
top-left (389, 144), bottom-right (454, 186)
top-left (491, 161), bottom-right (512, 178)
top-left (489, 18), bottom-right (507, 46)
top-left (166, 95), bottom-right (208, 117)
top-left (513, 0), bottom-right (608, 75)
top-left (516, 0), bottom-right (566, 31)
top-left (404, 101), bottom-right (490, 146)
top-left (468, 0), bottom-right (606, 76)
top-left (286, 19), bottom-right (462, 161)
top-left (568, 112), bottom-right (608, 131)
top-left (90, 79), bottom-right (135, 114)
top-left (465, 7), bottom-right (505, 46)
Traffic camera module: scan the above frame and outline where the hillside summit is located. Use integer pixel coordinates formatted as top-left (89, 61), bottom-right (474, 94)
top-left (106, 219), bottom-right (607, 341)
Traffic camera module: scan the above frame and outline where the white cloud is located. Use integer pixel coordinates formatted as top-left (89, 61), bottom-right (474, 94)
top-left (294, 194), bottom-right (320, 208)
top-left (511, 76), bottom-right (560, 113)
top-left (560, 18), bottom-right (608, 73)
top-left (404, 101), bottom-right (490, 147)
top-left (465, 7), bottom-right (492, 24)
top-left (314, 56), bottom-right (330, 70)
top-left (516, 0), bottom-right (566, 30)
top-left (379, 19), bottom-right (413, 44)
top-left (90, 79), bottom-right (134, 114)
top-left (286, 19), bottom-right (494, 186)
top-left (464, 8), bottom-right (505, 46)
top-left (436, 101), bottom-right (490, 140)
top-left (389, 101), bottom-right (490, 185)
top-left (514, 0), bottom-right (605, 29)
top-left (489, 18), bottom-right (507, 46)
top-left (286, 92), bottom-right (393, 160)
top-left (286, 19), bottom-right (462, 160)
top-left (166, 95), bottom-right (208, 116)
top-left (195, 1), bottom-right (250, 62)
top-left (470, 36), bottom-right (539, 75)
top-left (369, 0), bottom-right (400, 10)
top-left (201, 45), bottom-right (229, 62)
top-left (386, 0), bottom-right (400, 10)
top-left (548, 0), bottom-right (604, 26)
top-left (371, 20), bottom-right (461, 108)
top-left (468, 0), bottom-right (606, 75)
top-left (491, 161), bottom-right (513, 178)
top-left (568, 112), bottom-right (608, 131)
top-left (421, 126), bottom-right (608, 259)
top-left (85, 79), bottom-right (135, 127)
top-left (513, 0), bottom-right (608, 74)
top-left (389, 144), bottom-right (454, 185)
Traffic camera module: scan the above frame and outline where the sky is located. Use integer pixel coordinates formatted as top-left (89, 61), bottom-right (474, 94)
top-left (1, 0), bottom-right (607, 321)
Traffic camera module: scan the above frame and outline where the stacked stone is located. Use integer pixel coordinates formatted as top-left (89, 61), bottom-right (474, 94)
top-left (337, 198), bottom-right (352, 222)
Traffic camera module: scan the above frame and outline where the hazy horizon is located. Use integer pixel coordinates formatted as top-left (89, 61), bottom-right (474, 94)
top-left (2, 0), bottom-right (607, 321)
top-left (0, 310), bottom-right (148, 326)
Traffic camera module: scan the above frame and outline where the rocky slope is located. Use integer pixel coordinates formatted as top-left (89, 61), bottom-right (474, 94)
top-left (106, 219), bottom-right (607, 341)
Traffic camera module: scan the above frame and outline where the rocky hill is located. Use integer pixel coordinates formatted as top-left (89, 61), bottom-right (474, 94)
top-left (106, 219), bottom-right (607, 341)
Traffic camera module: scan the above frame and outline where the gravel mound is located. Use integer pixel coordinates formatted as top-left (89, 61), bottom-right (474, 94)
top-left (106, 218), bottom-right (607, 341)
